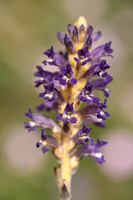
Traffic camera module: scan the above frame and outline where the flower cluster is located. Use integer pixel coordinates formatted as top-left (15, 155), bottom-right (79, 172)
top-left (24, 16), bottom-right (113, 200)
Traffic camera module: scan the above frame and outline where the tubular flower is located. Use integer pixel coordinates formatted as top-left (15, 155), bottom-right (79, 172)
top-left (24, 16), bottom-right (113, 200)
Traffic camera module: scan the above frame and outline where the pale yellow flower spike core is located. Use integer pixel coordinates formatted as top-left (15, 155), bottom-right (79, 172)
top-left (74, 16), bottom-right (87, 51)
top-left (55, 17), bottom-right (93, 200)
top-left (74, 16), bottom-right (87, 30)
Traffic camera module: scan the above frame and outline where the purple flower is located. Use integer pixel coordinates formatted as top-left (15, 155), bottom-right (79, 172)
top-left (42, 46), bottom-right (67, 67)
top-left (90, 41), bottom-right (113, 60)
top-left (84, 34), bottom-right (92, 49)
top-left (39, 83), bottom-right (64, 103)
top-left (73, 26), bottom-right (79, 42)
top-left (39, 83), bottom-right (56, 102)
top-left (74, 46), bottom-right (91, 66)
top-left (57, 32), bottom-right (66, 44)
top-left (34, 66), bottom-right (58, 87)
top-left (97, 99), bottom-right (110, 120)
top-left (91, 31), bottom-right (102, 42)
top-left (24, 109), bottom-right (61, 132)
top-left (36, 129), bottom-right (59, 154)
top-left (78, 99), bottom-right (109, 126)
top-left (73, 124), bottom-right (92, 145)
top-left (67, 24), bottom-right (73, 37)
top-left (80, 59), bottom-right (111, 83)
top-left (64, 34), bottom-right (75, 54)
top-left (24, 122), bottom-right (36, 132)
top-left (24, 109), bottom-right (36, 132)
top-left (55, 63), bottom-right (77, 86)
top-left (79, 104), bottom-right (99, 116)
top-left (36, 100), bottom-right (58, 111)
top-left (95, 59), bottom-right (110, 77)
top-left (57, 26), bottom-right (79, 44)
top-left (76, 138), bottom-right (107, 164)
top-left (56, 103), bottom-right (77, 124)
top-left (90, 74), bottom-right (113, 97)
top-left (25, 108), bottom-right (33, 119)
top-left (83, 25), bottom-right (93, 48)
top-left (85, 25), bottom-right (93, 36)
top-left (81, 63), bottom-right (101, 79)
top-left (79, 81), bottom-right (100, 104)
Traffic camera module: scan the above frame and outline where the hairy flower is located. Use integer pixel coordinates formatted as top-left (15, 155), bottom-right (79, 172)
top-left (79, 81), bottom-right (100, 104)
top-left (55, 63), bottom-right (77, 86)
top-left (56, 103), bottom-right (77, 124)
top-left (36, 129), bottom-right (59, 153)
top-left (72, 124), bottom-right (92, 145)
top-left (77, 138), bottom-right (108, 164)
top-left (24, 16), bottom-right (113, 200)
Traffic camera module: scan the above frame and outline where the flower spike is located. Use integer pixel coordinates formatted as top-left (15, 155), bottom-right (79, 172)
top-left (24, 16), bottom-right (113, 200)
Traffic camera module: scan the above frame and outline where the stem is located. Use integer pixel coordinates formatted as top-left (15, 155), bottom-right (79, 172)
top-left (60, 181), bottom-right (71, 200)
top-left (55, 137), bottom-right (72, 200)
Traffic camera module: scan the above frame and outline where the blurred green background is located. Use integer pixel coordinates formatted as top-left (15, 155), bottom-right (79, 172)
top-left (0, 0), bottom-right (133, 200)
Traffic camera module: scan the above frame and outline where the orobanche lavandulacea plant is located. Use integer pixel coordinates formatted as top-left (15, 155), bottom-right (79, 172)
top-left (24, 16), bottom-right (113, 200)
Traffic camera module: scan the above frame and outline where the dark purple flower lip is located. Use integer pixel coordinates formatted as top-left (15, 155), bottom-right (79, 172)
top-left (55, 63), bottom-right (77, 86)
top-left (39, 83), bottom-right (64, 103)
top-left (25, 108), bottom-right (33, 119)
top-left (24, 121), bottom-right (36, 132)
top-left (72, 124), bottom-right (92, 145)
top-left (42, 46), bottom-right (67, 67)
top-left (76, 138), bottom-right (107, 164)
top-left (79, 81), bottom-right (100, 105)
top-left (36, 129), bottom-right (59, 154)
top-left (39, 84), bottom-right (55, 102)
top-left (34, 66), bottom-right (58, 87)
top-left (74, 46), bottom-right (92, 66)
top-left (56, 103), bottom-right (77, 124)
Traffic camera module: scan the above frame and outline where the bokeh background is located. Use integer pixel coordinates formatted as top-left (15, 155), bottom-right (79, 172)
top-left (0, 0), bottom-right (133, 200)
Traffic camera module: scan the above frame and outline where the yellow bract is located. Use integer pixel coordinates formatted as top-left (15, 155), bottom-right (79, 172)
top-left (74, 16), bottom-right (87, 30)
top-left (68, 54), bottom-right (77, 69)
top-left (73, 42), bottom-right (84, 52)
top-left (77, 62), bottom-right (91, 79)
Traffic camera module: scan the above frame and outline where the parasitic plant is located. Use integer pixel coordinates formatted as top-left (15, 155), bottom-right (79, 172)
top-left (24, 16), bottom-right (113, 200)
